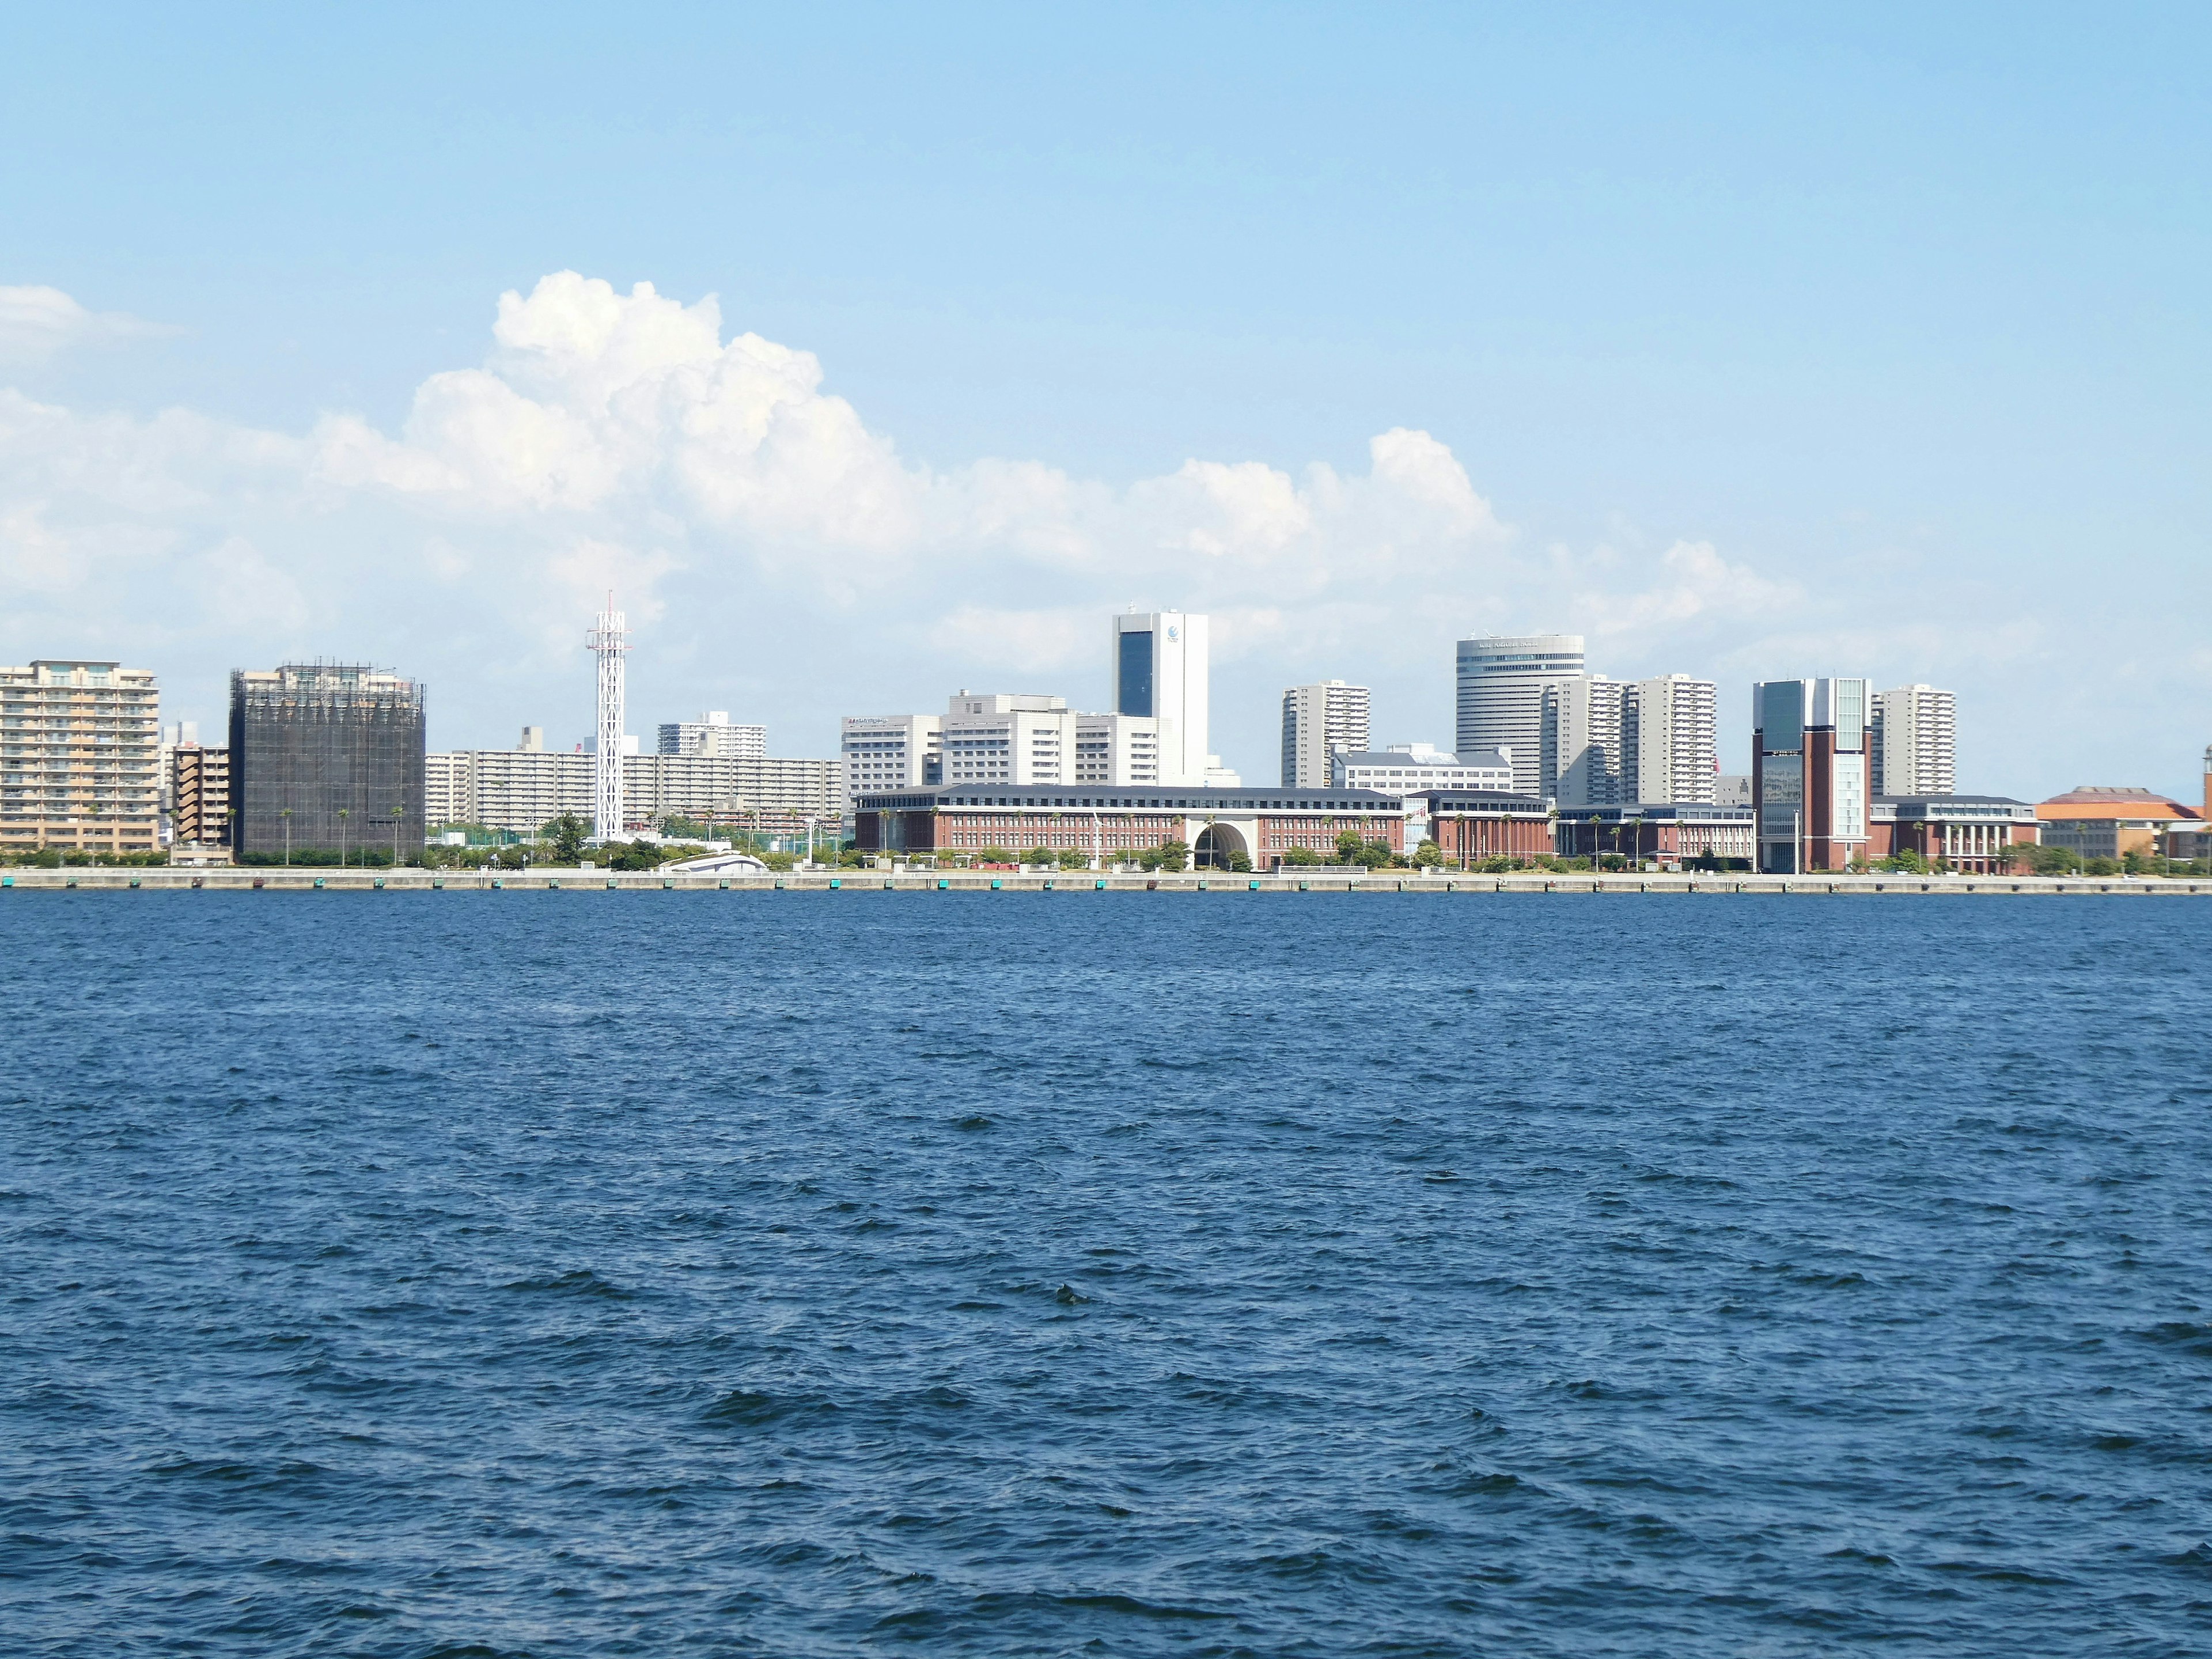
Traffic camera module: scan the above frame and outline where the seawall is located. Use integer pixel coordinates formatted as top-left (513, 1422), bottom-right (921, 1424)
top-left (3, 869), bottom-right (2209, 897)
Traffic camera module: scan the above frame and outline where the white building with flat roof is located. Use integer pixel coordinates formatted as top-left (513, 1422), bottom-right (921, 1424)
top-left (1282, 680), bottom-right (1371, 787)
top-left (658, 711), bottom-right (767, 758)
top-left (1332, 743), bottom-right (1510, 795)
top-left (1456, 633), bottom-right (1586, 797)
top-left (1112, 611), bottom-right (1215, 786)
top-left (1871, 684), bottom-right (1957, 796)
top-left (1627, 674), bottom-right (1717, 805)
top-left (842, 714), bottom-right (942, 792)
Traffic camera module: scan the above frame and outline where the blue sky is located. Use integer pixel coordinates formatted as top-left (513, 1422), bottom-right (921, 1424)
top-left (2, 4), bottom-right (2207, 796)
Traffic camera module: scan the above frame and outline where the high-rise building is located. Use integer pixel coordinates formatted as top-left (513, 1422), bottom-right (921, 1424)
top-left (172, 744), bottom-right (232, 847)
top-left (1626, 675), bottom-right (1718, 804)
top-left (1456, 634), bottom-right (1585, 796)
top-left (1111, 611), bottom-right (1213, 785)
top-left (658, 711), bottom-right (768, 758)
top-left (0, 660), bottom-right (161, 855)
top-left (1870, 685), bottom-right (1957, 797)
top-left (229, 664), bottom-right (426, 861)
top-left (1281, 680), bottom-right (1370, 787)
top-left (942, 692), bottom-right (1074, 785)
top-left (1750, 677), bottom-right (1870, 873)
top-left (1542, 675), bottom-right (1625, 805)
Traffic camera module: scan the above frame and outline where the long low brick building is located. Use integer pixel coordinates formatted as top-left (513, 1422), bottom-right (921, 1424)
top-left (854, 783), bottom-right (1405, 869)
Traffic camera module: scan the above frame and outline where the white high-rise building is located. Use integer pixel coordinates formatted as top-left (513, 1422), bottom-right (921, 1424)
top-left (1626, 675), bottom-right (1718, 804)
top-left (658, 711), bottom-right (767, 759)
top-left (1456, 633), bottom-right (1586, 797)
top-left (1111, 611), bottom-right (1214, 786)
top-left (1074, 713), bottom-right (1164, 785)
top-left (1542, 676), bottom-right (1626, 805)
top-left (1281, 680), bottom-right (1371, 787)
top-left (1870, 685), bottom-right (1957, 796)
top-left (842, 714), bottom-right (942, 791)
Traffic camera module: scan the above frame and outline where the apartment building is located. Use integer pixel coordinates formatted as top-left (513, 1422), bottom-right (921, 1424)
top-left (1281, 680), bottom-right (1371, 787)
top-left (0, 660), bottom-right (161, 854)
top-left (657, 711), bottom-right (767, 758)
top-left (1871, 685), bottom-right (1958, 797)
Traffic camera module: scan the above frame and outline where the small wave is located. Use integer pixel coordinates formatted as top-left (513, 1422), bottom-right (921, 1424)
top-left (500, 1268), bottom-right (631, 1298)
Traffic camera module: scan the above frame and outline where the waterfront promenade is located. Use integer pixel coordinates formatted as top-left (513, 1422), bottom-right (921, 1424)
top-left (5, 868), bottom-right (2210, 897)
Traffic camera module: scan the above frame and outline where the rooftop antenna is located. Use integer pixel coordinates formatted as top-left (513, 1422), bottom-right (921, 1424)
top-left (586, 591), bottom-right (628, 843)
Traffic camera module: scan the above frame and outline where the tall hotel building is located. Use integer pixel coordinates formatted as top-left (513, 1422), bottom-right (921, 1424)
top-left (1456, 634), bottom-right (1585, 797)
top-left (1750, 677), bottom-right (1870, 873)
top-left (1112, 611), bottom-right (1211, 786)
top-left (1281, 680), bottom-right (1371, 787)
top-left (0, 660), bottom-right (162, 855)
top-left (230, 663), bottom-right (427, 860)
top-left (1870, 685), bottom-right (1957, 797)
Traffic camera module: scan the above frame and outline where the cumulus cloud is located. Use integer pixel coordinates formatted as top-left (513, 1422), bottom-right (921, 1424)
top-left (0, 270), bottom-right (1919, 774)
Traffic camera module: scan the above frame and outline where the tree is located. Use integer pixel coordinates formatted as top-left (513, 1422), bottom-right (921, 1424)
top-left (1056, 847), bottom-right (1089, 869)
top-left (1335, 829), bottom-right (1365, 862)
top-left (1150, 838), bottom-right (1190, 872)
top-left (1025, 845), bottom-right (1054, 867)
top-left (1412, 839), bottom-right (1445, 869)
top-left (1226, 850), bottom-right (1253, 872)
top-left (546, 813), bottom-right (589, 863)
top-left (1280, 846), bottom-right (1323, 866)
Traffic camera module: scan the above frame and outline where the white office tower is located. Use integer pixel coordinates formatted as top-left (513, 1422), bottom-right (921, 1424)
top-left (517, 726), bottom-right (545, 753)
top-left (658, 711), bottom-right (768, 759)
top-left (1456, 634), bottom-right (1586, 797)
top-left (1542, 676), bottom-right (1627, 805)
top-left (1626, 675), bottom-right (1718, 803)
top-left (1074, 713), bottom-right (1162, 784)
top-left (1870, 685), bottom-right (1957, 796)
top-left (1112, 611), bottom-right (1213, 786)
top-left (1281, 680), bottom-right (1371, 787)
top-left (842, 714), bottom-right (943, 790)
top-left (588, 603), bottom-right (627, 841)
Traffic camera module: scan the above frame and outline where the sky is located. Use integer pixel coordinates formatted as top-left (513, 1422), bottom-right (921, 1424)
top-left (2, 3), bottom-right (2207, 798)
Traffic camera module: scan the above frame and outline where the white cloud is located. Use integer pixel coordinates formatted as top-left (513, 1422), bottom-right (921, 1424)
top-left (2, 271), bottom-right (2116, 794)
top-left (0, 285), bottom-right (176, 361)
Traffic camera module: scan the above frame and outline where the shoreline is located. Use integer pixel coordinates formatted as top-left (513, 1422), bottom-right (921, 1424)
top-left (3, 869), bottom-right (2208, 897)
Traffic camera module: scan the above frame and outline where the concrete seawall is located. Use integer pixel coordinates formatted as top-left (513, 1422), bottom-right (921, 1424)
top-left (3, 869), bottom-right (2210, 897)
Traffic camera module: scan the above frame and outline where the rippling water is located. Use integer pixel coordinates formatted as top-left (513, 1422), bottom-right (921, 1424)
top-left (5, 892), bottom-right (2211, 1657)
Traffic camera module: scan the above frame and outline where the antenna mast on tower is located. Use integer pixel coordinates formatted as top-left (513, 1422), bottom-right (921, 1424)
top-left (587, 595), bottom-right (628, 843)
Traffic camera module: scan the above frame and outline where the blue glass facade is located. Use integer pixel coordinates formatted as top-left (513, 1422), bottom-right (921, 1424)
top-left (1117, 630), bottom-right (1154, 717)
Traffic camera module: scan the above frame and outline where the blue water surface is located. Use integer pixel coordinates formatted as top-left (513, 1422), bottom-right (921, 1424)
top-left (3, 891), bottom-right (2210, 1657)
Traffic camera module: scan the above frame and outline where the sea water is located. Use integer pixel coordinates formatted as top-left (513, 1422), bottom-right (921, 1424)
top-left (3, 892), bottom-right (2209, 1657)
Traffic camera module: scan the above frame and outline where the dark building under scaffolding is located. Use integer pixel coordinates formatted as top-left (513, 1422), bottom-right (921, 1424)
top-left (229, 664), bottom-right (427, 861)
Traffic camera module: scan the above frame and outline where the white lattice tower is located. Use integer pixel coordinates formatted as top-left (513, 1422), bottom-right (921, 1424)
top-left (587, 599), bottom-right (628, 842)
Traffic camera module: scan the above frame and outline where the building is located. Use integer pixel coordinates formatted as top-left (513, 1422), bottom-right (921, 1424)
top-left (158, 719), bottom-right (199, 839)
top-left (1112, 611), bottom-right (1223, 785)
top-left (941, 692), bottom-right (1074, 785)
top-left (854, 782), bottom-right (1404, 870)
top-left (658, 711), bottom-right (767, 758)
top-left (1333, 744), bottom-right (1512, 795)
top-left (172, 744), bottom-right (232, 848)
top-left (1415, 789), bottom-right (1554, 865)
top-left (1871, 685), bottom-right (1958, 796)
top-left (230, 663), bottom-right (427, 861)
top-left (0, 660), bottom-right (161, 855)
top-left (1750, 677), bottom-right (1871, 873)
top-left (623, 753), bottom-right (846, 830)
top-left (1715, 774), bottom-right (1753, 806)
top-left (1456, 633), bottom-right (1585, 797)
top-left (1865, 796), bottom-right (2038, 873)
top-left (842, 714), bottom-right (943, 792)
top-left (1628, 675), bottom-right (1718, 805)
top-left (2035, 786), bottom-right (2199, 861)
top-left (1554, 802), bottom-right (1756, 868)
top-left (1281, 680), bottom-right (1370, 787)
top-left (426, 743), bottom-right (594, 832)
top-left (1542, 675), bottom-right (1624, 804)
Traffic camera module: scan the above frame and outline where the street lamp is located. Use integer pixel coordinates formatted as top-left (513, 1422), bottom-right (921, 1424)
top-left (281, 807), bottom-right (293, 866)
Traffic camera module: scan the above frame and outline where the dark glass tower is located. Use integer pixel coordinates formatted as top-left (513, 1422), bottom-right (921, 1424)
top-left (229, 664), bottom-right (427, 861)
